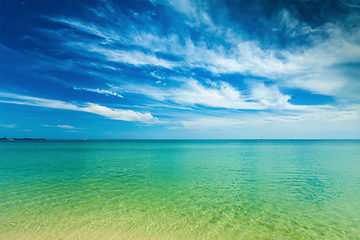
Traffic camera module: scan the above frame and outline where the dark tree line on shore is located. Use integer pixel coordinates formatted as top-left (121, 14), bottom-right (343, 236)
top-left (0, 137), bottom-right (46, 140)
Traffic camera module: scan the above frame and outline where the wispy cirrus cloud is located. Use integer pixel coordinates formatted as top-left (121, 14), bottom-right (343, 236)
top-left (0, 92), bottom-right (157, 123)
top-left (44, 5), bottom-right (360, 104)
top-left (339, 0), bottom-right (360, 8)
top-left (113, 78), bottom-right (332, 111)
top-left (0, 124), bottom-right (16, 128)
top-left (57, 125), bottom-right (78, 129)
top-left (86, 46), bottom-right (177, 69)
top-left (45, 16), bottom-right (291, 77)
top-left (73, 87), bottom-right (123, 98)
top-left (1, 0), bottom-right (359, 136)
top-left (175, 105), bottom-right (360, 130)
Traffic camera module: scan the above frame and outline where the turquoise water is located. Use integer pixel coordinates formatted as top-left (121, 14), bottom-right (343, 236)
top-left (1, 140), bottom-right (360, 239)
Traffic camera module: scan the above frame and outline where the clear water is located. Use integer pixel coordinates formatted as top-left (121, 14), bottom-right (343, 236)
top-left (1, 140), bottom-right (359, 239)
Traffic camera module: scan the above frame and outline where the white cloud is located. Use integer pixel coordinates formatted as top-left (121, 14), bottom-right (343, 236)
top-left (116, 79), bottom-right (257, 109)
top-left (280, 26), bottom-right (360, 99)
top-left (339, 0), bottom-right (360, 8)
top-left (57, 125), bottom-right (75, 129)
top-left (47, 17), bottom-right (117, 44)
top-left (46, 3), bottom-right (360, 83)
top-left (0, 124), bottom-right (16, 128)
top-left (73, 87), bottom-right (123, 98)
top-left (82, 103), bottom-right (155, 122)
top-left (87, 46), bottom-right (176, 69)
top-left (41, 2), bottom-right (360, 125)
top-left (178, 117), bottom-right (245, 130)
top-left (167, 0), bottom-right (197, 19)
top-left (168, 79), bottom-right (260, 109)
top-left (117, 78), bottom-right (329, 111)
top-left (277, 9), bottom-right (313, 37)
top-left (0, 92), bottom-right (157, 123)
top-left (175, 104), bottom-right (360, 130)
top-left (151, 71), bottom-right (163, 79)
top-left (47, 13), bottom-right (360, 104)
top-left (249, 82), bottom-right (295, 110)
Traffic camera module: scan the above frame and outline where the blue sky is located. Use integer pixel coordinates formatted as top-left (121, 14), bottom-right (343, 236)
top-left (0, 0), bottom-right (360, 139)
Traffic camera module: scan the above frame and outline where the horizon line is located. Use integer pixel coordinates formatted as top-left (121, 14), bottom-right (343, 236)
top-left (2, 138), bottom-right (360, 141)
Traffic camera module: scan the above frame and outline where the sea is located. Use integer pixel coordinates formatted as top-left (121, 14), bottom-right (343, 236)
top-left (1, 140), bottom-right (359, 239)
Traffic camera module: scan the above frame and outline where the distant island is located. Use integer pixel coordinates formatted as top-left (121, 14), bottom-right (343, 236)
top-left (0, 137), bottom-right (46, 140)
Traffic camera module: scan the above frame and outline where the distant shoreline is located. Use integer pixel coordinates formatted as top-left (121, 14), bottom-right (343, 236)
top-left (0, 137), bottom-right (46, 141)
top-left (1, 138), bottom-right (359, 141)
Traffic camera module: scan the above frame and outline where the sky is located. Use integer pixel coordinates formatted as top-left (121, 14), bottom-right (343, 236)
top-left (0, 0), bottom-right (360, 139)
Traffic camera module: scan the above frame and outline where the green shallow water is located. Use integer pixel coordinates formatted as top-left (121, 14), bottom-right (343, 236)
top-left (1, 140), bottom-right (360, 239)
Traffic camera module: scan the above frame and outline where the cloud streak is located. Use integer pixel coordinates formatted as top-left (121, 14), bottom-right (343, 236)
top-left (175, 105), bottom-right (360, 130)
top-left (0, 124), bottom-right (16, 128)
top-left (73, 87), bottom-right (123, 98)
top-left (0, 92), bottom-right (157, 123)
top-left (57, 125), bottom-right (75, 129)
top-left (114, 78), bottom-right (332, 111)
top-left (1, 0), bottom-right (359, 136)
top-left (44, 5), bottom-right (360, 104)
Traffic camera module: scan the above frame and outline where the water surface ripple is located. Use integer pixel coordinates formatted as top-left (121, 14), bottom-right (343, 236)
top-left (1, 140), bottom-right (359, 239)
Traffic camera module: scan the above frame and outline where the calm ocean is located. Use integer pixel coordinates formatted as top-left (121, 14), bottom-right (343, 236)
top-left (1, 140), bottom-right (359, 239)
